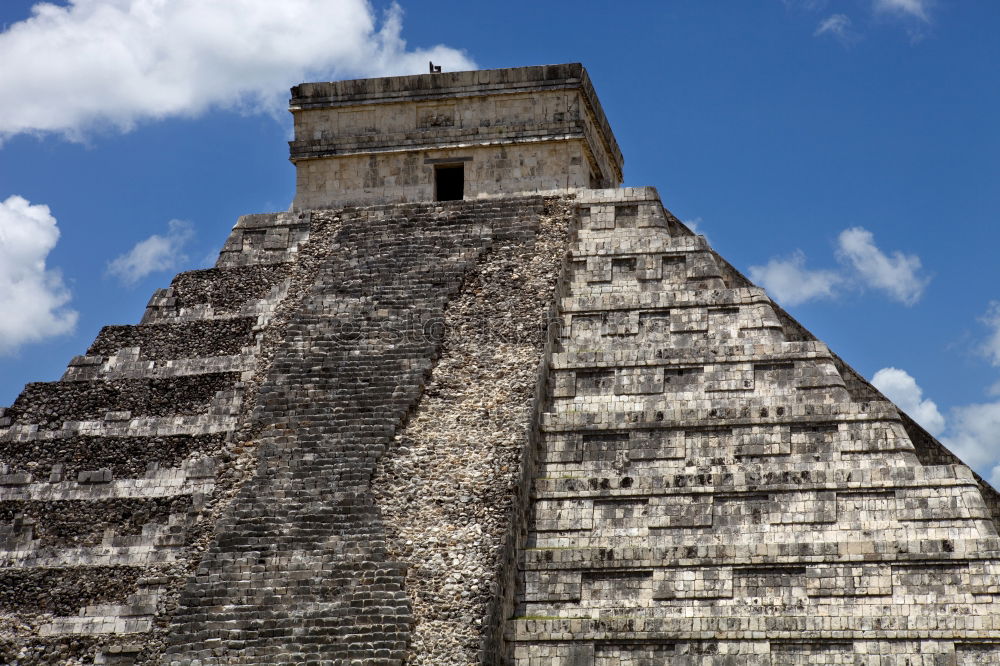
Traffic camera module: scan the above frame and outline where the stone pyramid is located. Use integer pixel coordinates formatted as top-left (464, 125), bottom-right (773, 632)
top-left (1, 64), bottom-right (999, 665)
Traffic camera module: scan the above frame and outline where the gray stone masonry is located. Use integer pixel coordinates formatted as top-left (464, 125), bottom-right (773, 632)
top-left (0, 195), bottom-right (575, 664)
top-left (2, 64), bottom-right (1000, 666)
top-left (509, 187), bottom-right (1000, 665)
top-left (0, 206), bottom-right (308, 664)
top-left (0, 208), bottom-right (311, 664)
top-left (289, 64), bottom-right (623, 208)
top-left (163, 197), bottom-right (557, 664)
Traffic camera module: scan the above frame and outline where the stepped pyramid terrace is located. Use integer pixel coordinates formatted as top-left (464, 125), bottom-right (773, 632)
top-left (1, 63), bottom-right (999, 665)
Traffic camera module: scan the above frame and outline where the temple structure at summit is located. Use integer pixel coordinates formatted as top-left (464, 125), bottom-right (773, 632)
top-left (288, 63), bottom-right (622, 208)
top-left (1, 63), bottom-right (999, 665)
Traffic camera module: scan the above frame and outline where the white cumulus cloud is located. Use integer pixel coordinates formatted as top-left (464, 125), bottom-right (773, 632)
top-left (748, 250), bottom-right (842, 306)
top-left (869, 364), bottom-right (1000, 481)
top-left (107, 219), bottom-right (194, 286)
top-left (942, 402), bottom-right (1000, 474)
top-left (0, 0), bottom-right (475, 140)
top-left (836, 226), bottom-right (929, 306)
top-left (0, 195), bottom-right (78, 354)
top-left (872, 367), bottom-right (945, 435)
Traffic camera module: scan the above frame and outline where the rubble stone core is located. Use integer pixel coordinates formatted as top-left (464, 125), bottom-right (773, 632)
top-left (1, 63), bottom-right (999, 665)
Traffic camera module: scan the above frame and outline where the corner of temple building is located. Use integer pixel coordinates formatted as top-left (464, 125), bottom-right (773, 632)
top-left (3, 63), bottom-right (1000, 666)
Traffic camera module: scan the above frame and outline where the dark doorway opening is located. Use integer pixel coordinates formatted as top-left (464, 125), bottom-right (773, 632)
top-left (435, 164), bottom-right (464, 201)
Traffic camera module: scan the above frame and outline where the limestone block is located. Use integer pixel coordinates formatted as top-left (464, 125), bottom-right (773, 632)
top-left (652, 566), bottom-right (734, 600)
top-left (806, 564), bottom-right (892, 597)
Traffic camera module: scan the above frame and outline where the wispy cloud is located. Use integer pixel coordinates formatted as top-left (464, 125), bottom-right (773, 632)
top-left (683, 217), bottom-right (706, 237)
top-left (837, 227), bottom-right (929, 306)
top-left (873, 0), bottom-right (931, 22)
top-left (0, 195), bottom-right (77, 354)
top-left (748, 251), bottom-right (842, 306)
top-left (0, 0), bottom-right (475, 141)
top-left (980, 302), bottom-right (1000, 367)
top-left (798, 0), bottom-right (933, 43)
top-left (782, 0), bottom-right (829, 11)
top-left (872, 367), bottom-right (944, 435)
top-left (814, 14), bottom-right (856, 44)
top-left (107, 219), bottom-right (194, 286)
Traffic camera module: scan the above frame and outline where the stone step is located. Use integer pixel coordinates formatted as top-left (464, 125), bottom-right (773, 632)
top-left (79, 590), bottom-right (162, 619)
top-left (39, 616), bottom-right (152, 636)
top-left (537, 457), bottom-right (923, 480)
top-left (540, 401), bottom-right (900, 430)
top-left (570, 235), bottom-right (704, 256)
top-left (521, 537), bottom-right (1000, 571)
top-left (1, 414), bottom-right (240, 441)
top-left (552, 340), bottom-right (832, 368)
top-left (4, 373), bottom-right (242, 430)
top-left (510, 613), bottom-right (1000, 642)
top-left (86, 317), bottom-right (258, 361)
top-left (528, 521), bottom-right (994, 549)
top-left (0, 497), bottom-right (195, 552)
top-left (560, 287), bottom-right (768, 313)
top-left (0, 462), bottom-right (215, 501)
top-left (216, 211), bottom-right (311, 269)
top-left (552, 360), bottom-right (846, 398)
top-left (512, 639), bottom-right (981, 665)
top-left (140, 263), bottom-right (292, 324)
top-left (538, 429), bottom-right (916, 468)
top-left (63, 352), bottom-right (251, 383)
top-left (533, 463), bottom-right (980, 498)
top-left (521, 560), bottom-right (1000, 605)
top-left (0, 432), bottom-right (227, 482)
top-left (568, 254), bottom-right (726, 288)
top-left (576, 187), bottom-right (663, 204)
top-left (0, 540), bottom-right (182, 568)
top-left (558, 307), bottom-right (781, 339)
top-left (0, 565), bottom-right (151, 618)
top-left (552, 390), bottom-right (851, 409)
top-left (521, 598), bottom-right (1000, 618)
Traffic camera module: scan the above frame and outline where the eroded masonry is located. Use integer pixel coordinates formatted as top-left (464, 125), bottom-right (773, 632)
top-left (2, 63), bottom-right (999, 665)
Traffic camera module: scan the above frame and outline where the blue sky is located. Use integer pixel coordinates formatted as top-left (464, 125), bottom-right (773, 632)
top-left (1, 0), bottom-right (999, 477)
